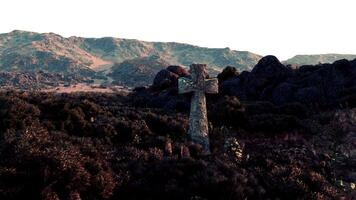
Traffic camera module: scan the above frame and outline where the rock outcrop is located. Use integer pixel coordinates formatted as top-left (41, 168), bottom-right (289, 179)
top-left (141, 56), bottom-right (356, 114)
top-left (219, 56), bottom-right (356, 108)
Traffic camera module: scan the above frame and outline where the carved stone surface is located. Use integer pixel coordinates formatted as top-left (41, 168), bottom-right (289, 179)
top-left (178, 64), bottom-right (218, 153)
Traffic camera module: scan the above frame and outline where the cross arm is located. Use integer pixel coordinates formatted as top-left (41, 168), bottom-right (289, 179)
top-left (204, 78), bottom-right (218, 94)
top-left (179, 77), bottom-right (219, 94)
top-left (178, 77), bottom-right (195, 94)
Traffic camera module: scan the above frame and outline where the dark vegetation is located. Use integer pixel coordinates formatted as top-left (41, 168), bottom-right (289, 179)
top-left (0, 56), bottom-right (355, 199)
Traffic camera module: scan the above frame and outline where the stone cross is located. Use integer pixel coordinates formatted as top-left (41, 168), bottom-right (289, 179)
top-left (178, 64), bottom-right (218, 153)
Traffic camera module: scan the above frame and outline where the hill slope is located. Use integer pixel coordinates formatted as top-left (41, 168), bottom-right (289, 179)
top-left (110, 55), bottom-right (170, 87)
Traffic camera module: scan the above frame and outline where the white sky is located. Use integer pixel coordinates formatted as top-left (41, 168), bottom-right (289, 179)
top-left (1, 0), bottom-right (355, 60)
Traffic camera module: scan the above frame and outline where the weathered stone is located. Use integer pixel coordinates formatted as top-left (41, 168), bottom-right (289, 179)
top-left (153, 69), bottom-right (179, 89)
top-left (178, 64), bottom-right (218, 153)
top-left (251, 55), bottom-right (292, 79)
top-left (167, 65), bottom-right (190, 77)
top-left (153, 66), bottom-right (189, 89)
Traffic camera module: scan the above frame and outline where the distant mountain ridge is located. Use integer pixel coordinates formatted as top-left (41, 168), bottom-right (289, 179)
top-left (0, 30), bottom-right (261, 76)
top-left (284, 54), bottom-right (356, 66)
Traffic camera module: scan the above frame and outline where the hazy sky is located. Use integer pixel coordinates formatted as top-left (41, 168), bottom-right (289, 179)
top-left (1, 0), bottom-right (355, 60)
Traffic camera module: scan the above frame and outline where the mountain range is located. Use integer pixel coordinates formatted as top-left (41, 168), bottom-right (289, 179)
top-left (1, 30), bottom-right (356, 87)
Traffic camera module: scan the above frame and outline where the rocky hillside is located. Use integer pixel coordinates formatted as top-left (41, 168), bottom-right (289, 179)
top-left (284, 54), bottom-right (356, 66)
top-left (0, 30), bottom-right (262, 83)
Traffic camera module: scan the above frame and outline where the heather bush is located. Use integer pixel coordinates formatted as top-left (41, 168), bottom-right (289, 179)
top-left (209, 96), bottom-right (246, 128)
top-left (0, 91), bottom-right (352, 199)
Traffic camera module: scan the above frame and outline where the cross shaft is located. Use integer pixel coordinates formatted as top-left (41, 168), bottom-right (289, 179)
top-left (178, 64), bottom-right (218, 153)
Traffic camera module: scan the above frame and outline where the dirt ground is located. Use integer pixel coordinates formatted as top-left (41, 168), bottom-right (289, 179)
top-left (41, 83), bottom-right (131, 95)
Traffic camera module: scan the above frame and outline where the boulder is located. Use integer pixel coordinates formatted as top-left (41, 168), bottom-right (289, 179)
top-left (153, 66), bottom-right (190, 90)
top-left (217, 66), bottom-right (239, 82)
top-left (166, 65), bottom-right (189, 77)
top-left (333, 59), bottom-right (351, 71)
top-left (251, 55), bottom-right (292, 79)
top-left (153, 69), bottom-right (179, 89)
